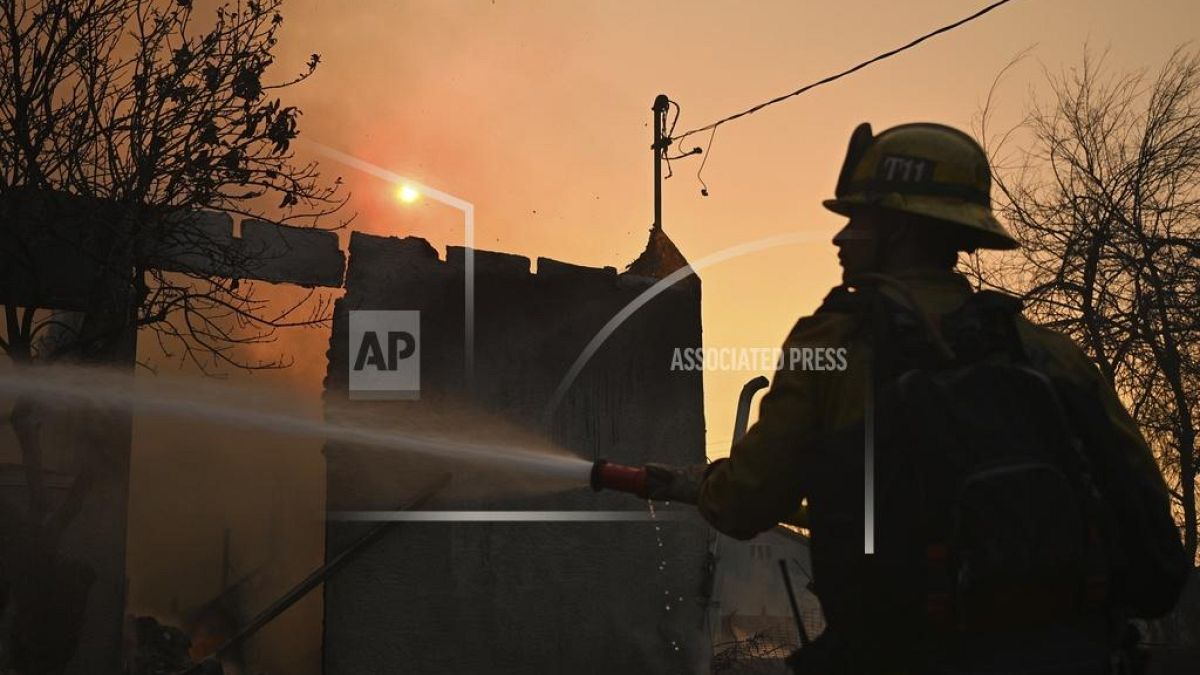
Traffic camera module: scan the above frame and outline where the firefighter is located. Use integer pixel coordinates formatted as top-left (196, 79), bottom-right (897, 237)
top-left (644, 123), bottom-right (1185, 674)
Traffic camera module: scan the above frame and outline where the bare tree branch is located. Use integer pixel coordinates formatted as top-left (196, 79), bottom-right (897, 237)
top-left (973, 46), bottom-right (1200, 564)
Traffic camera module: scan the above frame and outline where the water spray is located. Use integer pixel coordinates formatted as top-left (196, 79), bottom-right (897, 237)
top-left (0, 365), bottom-right (592, 486)
top-left (0, 365), bottom-right (718, 502)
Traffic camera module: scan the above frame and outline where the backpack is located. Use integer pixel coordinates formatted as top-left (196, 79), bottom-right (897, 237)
top-left (803, 283), bottom-right (1187, 673)
top-left (1044, 372), bottom-right (1191, 620)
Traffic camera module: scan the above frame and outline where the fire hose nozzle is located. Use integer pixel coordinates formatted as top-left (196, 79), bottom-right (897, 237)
top-left (590, 459), bottom-right (650, 499)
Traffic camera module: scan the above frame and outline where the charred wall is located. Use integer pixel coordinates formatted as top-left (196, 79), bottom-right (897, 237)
top-left (0, 189), bottom-right (345, 675)
top-left (322, 230), bottom-right (709, 674)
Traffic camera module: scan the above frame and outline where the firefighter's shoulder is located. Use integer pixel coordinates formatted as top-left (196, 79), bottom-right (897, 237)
top-left (815, 283), bottom-right (869, 315)
top-left (1013, 316), bottom-right (1104, 383)
top-left (782, 285), bottom-right (867, 349)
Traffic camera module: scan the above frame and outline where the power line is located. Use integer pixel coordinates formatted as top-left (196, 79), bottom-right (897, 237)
top-left (663, 99), bottom-right (682, 179)
top-left (695, 126), bottom-right (717, 196)
top-left (668, 0), bottom-right (1019, 151)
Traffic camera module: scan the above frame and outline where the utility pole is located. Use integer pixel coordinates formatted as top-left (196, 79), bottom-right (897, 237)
top-left (652, 94), bottom-right (670, 231)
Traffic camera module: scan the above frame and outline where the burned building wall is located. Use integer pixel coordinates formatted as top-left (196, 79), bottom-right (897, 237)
top-left (322, 231), bottom-right (709, 674)
top-left (0, 189), bottom-right (345, 674)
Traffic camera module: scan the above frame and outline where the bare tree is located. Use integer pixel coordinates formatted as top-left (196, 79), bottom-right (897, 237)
top-left (971, 47), bottom-right (1200, 565)
top-left (0, 1), bottom-right (344, 671)
top-left (1, 0), bottom-right (346, 370)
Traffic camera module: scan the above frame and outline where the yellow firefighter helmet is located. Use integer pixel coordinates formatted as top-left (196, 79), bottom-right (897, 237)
top-left (822, 122), bottom-right (1018, 251)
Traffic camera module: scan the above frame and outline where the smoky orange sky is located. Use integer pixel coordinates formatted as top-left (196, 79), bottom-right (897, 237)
top-left (270, 0), bottom-right (1200, 454)
top-left (121, 2), bottom-right (1200, 674)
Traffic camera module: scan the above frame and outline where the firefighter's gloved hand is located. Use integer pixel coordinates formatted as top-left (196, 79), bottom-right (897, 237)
top-left (643, 463), bottom-right (707, 504)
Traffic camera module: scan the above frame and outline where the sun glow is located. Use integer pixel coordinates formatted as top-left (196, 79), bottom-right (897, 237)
top-left (396, 184), bottom-right (420, 203)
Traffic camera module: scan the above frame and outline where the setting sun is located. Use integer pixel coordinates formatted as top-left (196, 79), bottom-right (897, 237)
top-left (396, 184), bottom-right (420, 203)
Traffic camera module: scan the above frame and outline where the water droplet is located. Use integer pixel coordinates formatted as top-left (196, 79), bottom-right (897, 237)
top-left (678, 596), bottom-right (683, 602)
top-left (665, 604), bottom-right (671, 611)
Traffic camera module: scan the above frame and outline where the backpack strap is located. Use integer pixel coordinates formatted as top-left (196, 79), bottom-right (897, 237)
top-left (815, 280), bottom-right (953, 379)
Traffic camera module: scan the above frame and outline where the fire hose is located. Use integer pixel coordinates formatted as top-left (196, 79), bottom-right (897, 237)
top-left (589, 459), bottom-right (709, 504)
top-left (589, 376), bottom-right (809, 527)
top-left (589, 376), bottom-right (770, 506)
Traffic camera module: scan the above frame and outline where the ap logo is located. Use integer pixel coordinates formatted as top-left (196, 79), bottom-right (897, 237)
top-left (349, 310), bottom-right (420, 400)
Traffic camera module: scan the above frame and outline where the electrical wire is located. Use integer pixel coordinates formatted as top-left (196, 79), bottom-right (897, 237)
top-left (696, 126), bottom-right (717, 196)
top-left (663, 98), bottom-right (683, 179)
top-left (668, 0), bottom-right (1019, 151)
top-left (666, 98), bottom-right (681, 139)
top-left (662, 98), bottom-right (705, 185)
